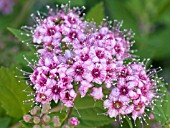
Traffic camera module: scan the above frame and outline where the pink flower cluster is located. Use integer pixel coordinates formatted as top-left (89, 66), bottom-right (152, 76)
top-left (26, 4), bottom-right (162, 123)
top-left (29, 5), bottom-right (134, 108)
top-left (0, 0), bottom-right (15, 15)
top-left (104, 63), bottom-right (156, 120)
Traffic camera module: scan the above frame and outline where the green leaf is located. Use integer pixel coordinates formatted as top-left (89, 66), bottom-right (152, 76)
top-left (86, 2), bottom-right (105, 25)
top-left (104, 0), bottom-right (138, 34)
top-left (0, 67), bottom-right (34, 118)
top-left (153, 86), bottom-right (170, 124)
top-left (125, 117), bottom-right (133, 128)
top-left (8, 27), bottom-right (32, 44)
top-left (0, 104), bottom-right (6, 117)
top-left (72, 96), bottom-right (113, 128)
top-left (8, 27), bottom-right (35, 52)
top-left (0, 117), bottom-right (11, 128)
top-left (20, 120), bottom-right (34, 128)
top-left (14, 51), bottom-right (37, 66)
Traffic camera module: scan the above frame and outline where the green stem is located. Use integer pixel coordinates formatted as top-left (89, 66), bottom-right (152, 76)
top-left (50, 105), bottom-right (63, 113)
top-left (64, 107), bottom-right (73, 125)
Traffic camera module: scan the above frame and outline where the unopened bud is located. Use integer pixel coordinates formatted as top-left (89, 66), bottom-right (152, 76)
top-left (53, 122), bottom-right (61, 127)
top-left (41, 108), bottom-right (49, 114)
top-left (34, 106), bottom-right (41, 111)
top-left (30, 108), bottom-right (37, 115)
top-left (41, 103), bottom-right (50, 114)
top-left (52, 116), bottom-right (61, 127)
top-left (43, 115), bottom-right (51, 123)
top-left (52, 116), bottom-right (60, 124)
top-left (33, 116), bottom-right (40, 124)
top-left (23, 114), bottom-right (32, 123)
top-left (33, 125), bottom-right (40, 128)
top-left (42, 103), bottom-right (51, 111)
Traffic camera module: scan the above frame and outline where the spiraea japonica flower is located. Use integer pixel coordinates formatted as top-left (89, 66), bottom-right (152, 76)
top-left (70, 117), bottom-right (79, 126)
top-left (23, 3), bottom-right (136, 107)
top-left (104, 60), bottom-right (166, 125)
top-left (16, 2), bottom-right (167, 128)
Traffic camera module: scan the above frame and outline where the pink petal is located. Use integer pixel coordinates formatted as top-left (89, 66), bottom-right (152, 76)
top-left (66, 68), bottom-right (74, 76)
top-left (110, 87), bottom-right (120, 97)
top-left (108, 109), bottom-right (118, 118)
top-left (103, 99), bottom-right (112, 109)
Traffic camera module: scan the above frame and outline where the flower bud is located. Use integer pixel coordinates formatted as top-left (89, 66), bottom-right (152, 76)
top-left (43, 115), bottom-right (51, 123)
top-left (70, 117), bottom-right (79, 126)
top-left (52, 116), bottom-right (61, 127)
top-left (33, 116), bottom-right (40, 124)
top-left (30, 108), bottom-right (37, 115)
top-left (33, 125), bottom-right (40, 128)
top-left (41, 103), bottom-right (51, 114)
top-left (23, 114), bottom-right (32, 123)
top-left (41, 108), bottom-right (49, 114)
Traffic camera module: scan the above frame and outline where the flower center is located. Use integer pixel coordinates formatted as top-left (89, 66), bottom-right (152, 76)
top-left (62, 77), bottom-right (69, 86)
top-left (114, 45), bottom-right (121, 53)
top-left (106, 69), bottom-right (113, 78)
top-left (80, 54), bottom-right (89, 61)
top-left (113, 101), bottom-right (122, 110)
top-left (67, 58), bottom-right (75, 65)
top-left (68, 16), bottom-right (76, 24)
top-left (75, 66), bottom-right (84, 75)
top-left (46, 44), bottom-right (54, 52)
top-left (135, 103), bottom-right (143, 111)
top-left (96, 34), bottom-right (103, 40)
top-left (47, 28), bottom-right (56, 36)
top-left (52, 86), bottom-right (61, 95)
top-left (39, 78), bottom-right (46, 86)
top-left (92, 68), bottom-right (100, 78)
top-left (141, 87), bottom-right (148, 95)
top-left (120, 86), bottom-right (128, 95)
top-left (54, 72), bottom-right (60, 81)
top-left (96, 50), bottom-right (104, 59)
top-left (40, 93), bottom-right (47, 101)
top-left (65, 92), bottom-right (72, 100)
top-left (120, 68), bottom-right (128, 78)
top-left (69, 31), bottom-right (77, 40)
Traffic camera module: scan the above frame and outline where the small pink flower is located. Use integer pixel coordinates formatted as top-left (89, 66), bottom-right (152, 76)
top-left (132, 102), bottom-right (145, 121)
top-left (90, 87), bottom-right (104, 100)
top-left (84, 63), bottom-right (106, 84)
top-left (105, 62), bottom-right (116, 88)
top-left (70, 117), bottom-right (79, 126)
top-left (36, 92), bottom-right (51, 104)
top-left (45, 85), bottom-right (64, 103)
top-left (104, 99), bottom-right (127, 118)
top-left (75, 47), bottom-right (92, 66)
top-left (89, 46), bottom-right (112, 64)
top-left (79, 80), bottom-right (93, 97)
top-left (60, 89), bottom-right (77, 107)
top-left (66, 61), bottom-right (86, 81)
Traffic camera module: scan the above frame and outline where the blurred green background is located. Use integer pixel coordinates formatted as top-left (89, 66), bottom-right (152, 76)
top-left (0, 0), bottom-right (170, 127)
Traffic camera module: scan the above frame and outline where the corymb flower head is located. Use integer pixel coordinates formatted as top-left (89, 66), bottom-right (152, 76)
top-left (16, 2), bottom-right (167, 128)
top-left (21, 2), bottom-right (137, 107)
